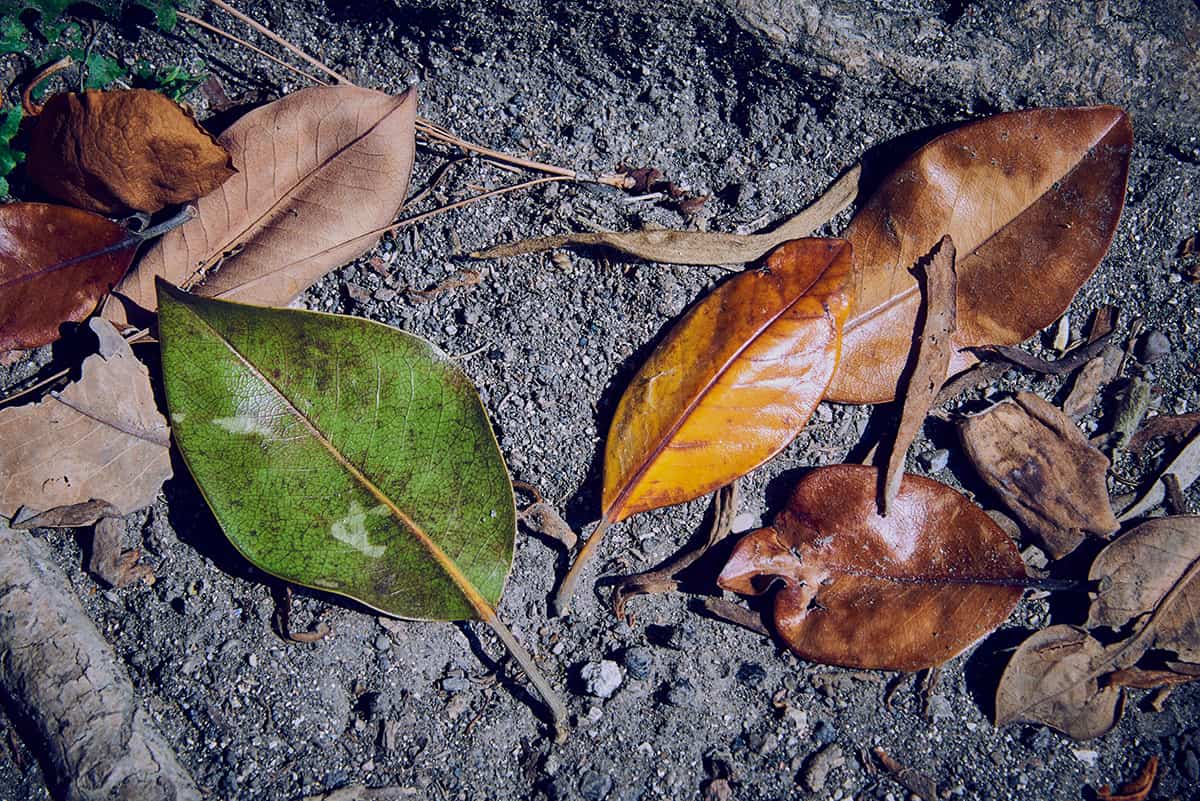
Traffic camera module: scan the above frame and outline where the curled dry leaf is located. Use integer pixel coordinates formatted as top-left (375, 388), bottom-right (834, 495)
top-left (717, 465), bottom-right (1026, 671)
top-left (882, 235), bottom-right (956, 514)
top-left (1097, 756), bottom-right (1158, 801)
top-left (0, 318), bottom-right (171, 521)
top-left (0, 203), bottom-right (137, 351)
top-left (958, 391), bottom-right (1119, 559)
top-left (26, 89), bottom-right (234, 216)
top-left (554, 238), bottom-right (851, 611)
top-left (107, 85), bottom-right (417, 321)
top-left (473, 165), bottom-right (861, 266)
top-left (828, 106), bottom-right (1132, 404)
top-left (994, 625), bottom-right (1125, 740)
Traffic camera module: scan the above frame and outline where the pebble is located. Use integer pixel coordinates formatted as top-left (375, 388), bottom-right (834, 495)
top-left (1136, 330), bottom-right (1171, 364)
top-left (702, 778), bottom-right (733, 801)
top-left (579, 769), bottom-right (614, 801)
top-left (919, 448), bottom-right (950, 472)
top-left (441, 676), bottom-right (471, 693)
top-left (580, 660), bottom-right (623, 699)
top-left (373, 634), bottom-right (391, 651)
top-left (735, 662), bottom-right (767, 688)
top-left (373, 287), bottom-right (397, 302)
top-left (664, 678), bottom-right (696, 706)
top-left (801, 744), bottom-right (845, 792)
top-left (622, 647), bottom-right (654, 680)
top-left (1181, 748), bottom-right (1200, 781)
top-left (812, 719), bottom-right (837, 745)
top-left (1071, 748), bottom-right (1100, 767)
top-left (746, 730), bottom-right (778, 755)
top-left (926, 694), bottom-right (954, 721)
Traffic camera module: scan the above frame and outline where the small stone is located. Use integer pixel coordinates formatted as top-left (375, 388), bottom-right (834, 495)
top-left (812, 719), bottom-right (837, 745)
top-left (585, 705), bottom-right (603, 723)
top-left (801, 744), bottom-right (845, 793)
top-left (702, 778), bottom-right (733, 801)
top-left (580, 660), bottom-right (623, 699)
top-left (543, 755), bottom-right (561, 776)
top-left (1071, 748), bottom-right (1100, 767)
top-left (622, 647), bottom-right (653, 680)
top-left (1136, 330), bottom-right (1171, 364)
top-left (1181, 748), bottom-right (1199, 781)
top-left (345, 283), bottom-right (371, 303)
top-left (926, 694), bottom-right (954, 721)
top-left (441, 676), bottom-right (471, 693)
top-left (373, 634), bottom-right (391, 651)
top-left (579, 769), bottom-right (614, 801)
top-left (749, 730), bottom-right (778, 755)
top-left (247, 653), bottom-right (258, 668)
top-left (373, 287), bottom-right (397, 302)
top-left (919, 448), bottom-right (950, 472)
top-left (735, 662), bottom-right (767, 688)
top-left (664, 678), bottom-right (695, 706)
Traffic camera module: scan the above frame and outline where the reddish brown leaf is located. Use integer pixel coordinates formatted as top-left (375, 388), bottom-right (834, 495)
top-left (958, 391), bottom-right (1119, 558)
top-left (1097, 756), bottom-right (1158, 801)
top-left (827, 106), bottom-right (1132, 404)
top-left (26, 89), bottom-right (234, 216)
top-left (717, 465), bottom-right (1025, 671)
top-left (0, 203), bottom-right (137, 351)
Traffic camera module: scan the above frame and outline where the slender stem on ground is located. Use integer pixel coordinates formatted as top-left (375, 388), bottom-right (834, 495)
top-left (178, 11), bottom-right (329, 87)
top-left (203, 0), bottom-right (352, 84)
top-left (552, 517), bottom-right (614, 616)
top-left (479, 610), bottom-right (569, 743)
top-left (22, 55), bottom-right (74, 115)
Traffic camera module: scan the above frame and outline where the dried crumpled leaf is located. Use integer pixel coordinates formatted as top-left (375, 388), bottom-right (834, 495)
top-left (0, 203), bottom-right (137, 351)
top-left (26, 89), bottom-right (234, 216)
top-left (882, 235), bottom-right (956, 513)
top-left (958, 391), bottom-right (1119, 558)
top-left (473, 165), bottom-right (861, 266)
top-left (1062, 356), bottom-right (1106, 420)
top-left (717, 465), bottom-right (1026, 671)
top-left (828, 106), bottom-right (1132, 404)
top-left (107, 85), bottom-right (417, 321)
top-left (1097, 756), bottom-right (1158, 801)
top-left (554, 239), bottom-right (851, 611)
top-left (88, 516), bottom-right (155, 588)
top-left (1119, 430), bottom-right (1200, 521)
top-left (0, 318), bottom-right (171, 521)
top-left (997, 517), bottom-right (1200, 739)
top-left (995, 625), bottom-right (1125, 740)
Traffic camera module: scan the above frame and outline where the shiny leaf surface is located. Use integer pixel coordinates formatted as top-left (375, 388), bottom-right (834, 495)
top-left (718, 464), bottom-right (1026, 671)
top-left (827, 105), bottom-right (1132, 403)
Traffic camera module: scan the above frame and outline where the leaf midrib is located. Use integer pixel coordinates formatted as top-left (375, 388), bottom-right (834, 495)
top-left (179, 298), bottom-right (492, 620)
top-left (606, 244), bottom-right (843, 521)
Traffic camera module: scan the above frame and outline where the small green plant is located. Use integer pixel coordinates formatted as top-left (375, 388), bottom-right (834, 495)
top-left (0, 105), bottom-right (23, 196)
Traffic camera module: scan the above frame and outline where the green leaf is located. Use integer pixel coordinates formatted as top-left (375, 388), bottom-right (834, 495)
top-left (156, 280), bottom-right (516, 621)
top-left (83, 50), bottom-right (127, 88)
top-left (0, 16), bottom-right (27, 53)
top-left (0, 105), bottom-right (22, 196)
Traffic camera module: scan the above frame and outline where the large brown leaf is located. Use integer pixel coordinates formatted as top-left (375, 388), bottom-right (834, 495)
top-left (0, 319), bottom-right (171, 521)
top-left (717, 464), bottom-right (1026, 671)
top-left (958, 391), bottom-right (1119, 559)
top-left (106, 85), bottom-right (417, 320)
top-left (0, 203), bottom-right (137, 351)
top-left (827, 106), bottom-right (1132, 404)
top-left (26, 89), bottom-right (234, 216)
top-left (554, 239), bottom-right (851, 611)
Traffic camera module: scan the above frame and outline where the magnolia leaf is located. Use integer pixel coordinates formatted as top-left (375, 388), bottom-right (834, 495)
top-left (994, 625), bottom-right (1125, 740)
top-left (0, 318), bottom-right (171, 521)
top-left (26, 89), bottom-right (234, 215)
top-left (0, 202), bottom-right (138, 350)
top-left (108, 85), bottom-right (417, 321)
top-left (555, 238), bottom-right (851, 611)
top-left (958, 391), bottom-right (1119, 558)
top-left (155, 280), bottom-right (566, 736)
top-left (827, 106), bottom-right (1132, 404)
top-left (717, 465), bottom-right (1026, 671)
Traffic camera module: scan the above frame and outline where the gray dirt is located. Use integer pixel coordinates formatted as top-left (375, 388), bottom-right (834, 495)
top-left (2, 1), bottom-right (1200, 799)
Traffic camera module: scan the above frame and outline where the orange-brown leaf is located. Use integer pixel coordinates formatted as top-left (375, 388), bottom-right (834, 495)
top-left (107, 85), bottom-right (416, 320)
top-left (827, 106), bottom-right (1132, 404)
top-left (0, 203), bottom-right (137, 351)
top-left (718, 464), bottom-right (1025, 671)
top-left (26, 89), bottom-right (234, 216)
top-left (1098, 756), bottom-right (1158, 801)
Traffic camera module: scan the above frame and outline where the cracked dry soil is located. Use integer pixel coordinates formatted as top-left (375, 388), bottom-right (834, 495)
top-left (2, 1), bottom-right (1200, 799)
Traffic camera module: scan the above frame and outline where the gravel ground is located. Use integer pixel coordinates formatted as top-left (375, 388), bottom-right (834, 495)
top-left (3, 1), bottom-right (1200, 799)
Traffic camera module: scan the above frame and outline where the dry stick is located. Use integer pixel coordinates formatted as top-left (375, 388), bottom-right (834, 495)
top-left (178, 11), bottom-right (330, 87)
top-left (204, 0), bottom-right (351, 83)
top-left (970, 330), bottom-right (1118, 376)
top-left (880, 236), bottom-right (956, 515)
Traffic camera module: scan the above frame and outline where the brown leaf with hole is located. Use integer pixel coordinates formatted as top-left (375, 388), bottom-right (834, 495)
top-left (994, 624), bottom-right (1125, 740)
top-left (958, 391), bottom-right (1119, 558)
top-left (0, 318), bottom-right (171, 521)
top-left (1087, 516), bottom-right (1200, 662)
top-left (1097, 756), bottom-right (1158, 801)
top-left (827, 106), bottom-right (1132, 404)
top-left (554, 239), bottom-right (851, 612)
top-left (106, 85), bottom-right (417, 320)
top-left (26, 89), bottom-right (234, 216)
top-left (882, 235), bottom-right (956, 514)
top-left (0, 203), bottom-right (138, 351)
top-left (717, 464), bottom-right (1025, 671)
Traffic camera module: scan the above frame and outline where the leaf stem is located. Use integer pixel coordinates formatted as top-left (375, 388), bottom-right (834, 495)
top-left (478, 609), bottom-right (570, 743)
top-left (22, 55), bottom-right (74, 115)
top-left (552, 517), bottom-right (614, 616)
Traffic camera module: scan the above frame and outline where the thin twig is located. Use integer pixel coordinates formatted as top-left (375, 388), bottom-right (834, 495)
top-left (403, 158), bottom-right (466, 210)
top-left (699, 598), bottom-right (771, 638)
top-left (969, 329), bottom-right (1117, 376)
top-left (178, 11), bottom-right (329, 87)
top-left (22, 55), bottom-right (73, 115)
top-left (203, 0), bottom-right (351, 83)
